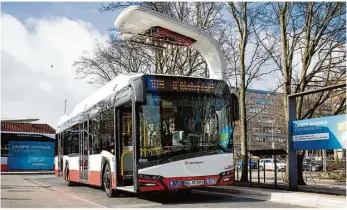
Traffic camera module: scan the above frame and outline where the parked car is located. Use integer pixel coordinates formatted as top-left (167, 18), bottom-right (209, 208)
top-left (259, 158), bottom-right (286, 171)
top-left (302, 159), bottom-right (323, 172)
top-left (237, 160), bottom-right (258, 169)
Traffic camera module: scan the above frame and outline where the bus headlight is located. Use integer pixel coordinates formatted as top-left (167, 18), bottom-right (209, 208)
top-left (138, 174), bottom-right (162, 181)
top-left (219, 169), bottom-right (234, 177)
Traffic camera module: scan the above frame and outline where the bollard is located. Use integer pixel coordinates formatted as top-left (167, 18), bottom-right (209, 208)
top-left (257, 159), bottom-right (260, 184)
top-left (263, 160), bottom-right (266, 183)
top-left (274, 157), bottom-right (277, 188)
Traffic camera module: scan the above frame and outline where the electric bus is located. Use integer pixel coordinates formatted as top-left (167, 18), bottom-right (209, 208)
top-left (55, 73), bottom-right (239, 197)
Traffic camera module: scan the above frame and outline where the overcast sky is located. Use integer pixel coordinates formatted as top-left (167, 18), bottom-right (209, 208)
top-left (1, 2), bottom-right (278, 129)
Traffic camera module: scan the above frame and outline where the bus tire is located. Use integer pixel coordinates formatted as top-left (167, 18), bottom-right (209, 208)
top-left (103, 163), bottom-right (117, 197)
top-left (65, 165), bottom-right (74, 187)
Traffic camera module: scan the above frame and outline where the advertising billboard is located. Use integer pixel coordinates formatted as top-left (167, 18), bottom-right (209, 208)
top-left (293, 115), bottom-right (346, 150)
top-left (7, 141), bottom-right (55, 170)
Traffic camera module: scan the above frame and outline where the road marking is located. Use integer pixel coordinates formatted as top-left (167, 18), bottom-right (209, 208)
top-left (50, 186), bottom-right (107, 208)
top-left (28, 178), bottom-right (107, 208)
top-left (27, 178), bottom-right (163, 208)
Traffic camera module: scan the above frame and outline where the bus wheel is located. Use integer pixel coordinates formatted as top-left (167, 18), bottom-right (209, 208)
top-left (103, 163), bottom-right (117, 197)
top-left (65, 166), bottom-right (74, 186)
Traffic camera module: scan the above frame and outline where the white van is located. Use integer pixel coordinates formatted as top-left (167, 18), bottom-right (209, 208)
top-left (259, 159), bottom-right (286, 171)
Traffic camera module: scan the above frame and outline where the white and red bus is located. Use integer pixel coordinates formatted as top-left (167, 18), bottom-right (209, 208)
top-left (55, 73), bottom-right (239, 197)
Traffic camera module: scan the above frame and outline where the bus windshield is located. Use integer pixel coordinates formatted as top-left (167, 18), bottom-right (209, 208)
top-left (139, 93), bottom-right (232, 164)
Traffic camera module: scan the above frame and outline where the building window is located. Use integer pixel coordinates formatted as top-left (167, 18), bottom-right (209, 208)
top-left (254, 98), bottom-right (273, 105)
top-left (249, 107), bottom-right (262, 113)
top-left (251, 127), bottom-right (261, 133)
top-left (251, 135), bottom-right (262, 142)
top-left (263, 127), bottom-right (274, 133)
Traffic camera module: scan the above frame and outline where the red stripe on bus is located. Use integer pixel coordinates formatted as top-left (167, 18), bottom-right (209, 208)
top-left (69, 170), bottom-right (80, 182)
top-left (1, 164), bottom-right (7, 171)
top-left (112, 172), bottom-right (116, 189)
top-left (88, 171), bottom-right (101, 186)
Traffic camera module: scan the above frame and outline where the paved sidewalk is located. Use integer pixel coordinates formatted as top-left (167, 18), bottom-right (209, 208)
top-left (202, 185), bottom-right (346, 208)
top-left (1, 171), bottom-right (54, 175)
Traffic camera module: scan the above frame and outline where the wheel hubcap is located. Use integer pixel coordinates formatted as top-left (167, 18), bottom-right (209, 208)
top-left (104, 169), bottom-right (110, 192)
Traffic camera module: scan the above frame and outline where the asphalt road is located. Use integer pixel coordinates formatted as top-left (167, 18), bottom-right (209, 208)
top-left (1, 174), bottom-right (306, 208)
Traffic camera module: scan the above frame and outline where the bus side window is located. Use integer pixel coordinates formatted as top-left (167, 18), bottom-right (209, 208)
top-left (100, 109), bottom-right (115, 152)
top-left (122, 108), bottom-right (132, 148)
top-left (89, 115), bottom-right (100, 155)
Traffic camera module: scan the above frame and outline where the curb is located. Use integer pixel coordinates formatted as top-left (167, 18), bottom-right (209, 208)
top-left (202, 186), bottom-right (346, 208)
top-left (1, 171), bottom-right (54, 175)
top-left (298, 185), bottom-right (346, 195)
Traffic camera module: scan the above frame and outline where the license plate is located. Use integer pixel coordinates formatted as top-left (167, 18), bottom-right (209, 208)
top-left (184, 180), bottom-right (204, 186)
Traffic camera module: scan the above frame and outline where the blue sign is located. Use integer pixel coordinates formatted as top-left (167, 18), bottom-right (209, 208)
top-left (169, 181), bottom-right (180, 187)
top-left (206, 178), bottom-right (216, 185)
top-left (8, 141), bottom-right (55, 170)
top-left (220, 126), bottom-right (232, 148)
top-left (293, 115), bottom-right (346, 150)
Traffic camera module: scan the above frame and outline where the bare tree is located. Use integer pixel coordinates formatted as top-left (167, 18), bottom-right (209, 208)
top-left (227, 2), bottom-right (249, 183)
top-left (257, 2), bottom-right (346, 185)
top-left (226, 2), bottom-right (276, 182)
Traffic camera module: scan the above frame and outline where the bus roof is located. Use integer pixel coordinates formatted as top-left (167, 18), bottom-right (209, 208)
top-left (58, 73), bottom-right (143, 128)
top-left (57, 73), bottom-right (222, 130)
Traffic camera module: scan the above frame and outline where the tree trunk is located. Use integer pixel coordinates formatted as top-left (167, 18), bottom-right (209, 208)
top-left (239, 29), bottom-right (248, 182)
top-left (228, 2), bottom-right (249, 182)
top-left (278, 2), bottom-right (292, 184)
top-left (239, 72), bottom-right (248, 182)
top-left (297, 151), bottom-right (306, 185)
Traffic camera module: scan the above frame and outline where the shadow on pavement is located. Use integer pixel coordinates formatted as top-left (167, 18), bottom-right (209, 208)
top-left (136, 190), bottom-right (262, 205)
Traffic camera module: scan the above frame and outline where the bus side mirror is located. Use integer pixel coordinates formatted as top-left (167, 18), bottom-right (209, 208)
top-left (230, 93), bottom-right (239, 121)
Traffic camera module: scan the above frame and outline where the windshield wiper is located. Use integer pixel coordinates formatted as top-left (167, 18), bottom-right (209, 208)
top-left (157, 146), bottom-right (189, 164)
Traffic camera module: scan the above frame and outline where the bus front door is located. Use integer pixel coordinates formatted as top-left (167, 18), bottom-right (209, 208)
top-left (116, 105), bottom-right (134, 188)
top-left (58, 133), bottom-right (63, 177)
top-left (79, 121), bottom-right (89, 182)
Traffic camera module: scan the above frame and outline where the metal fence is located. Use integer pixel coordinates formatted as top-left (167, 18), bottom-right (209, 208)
top-left (234, 155), bottom-right (346, 188)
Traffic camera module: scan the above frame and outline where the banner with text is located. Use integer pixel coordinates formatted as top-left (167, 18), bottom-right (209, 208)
top-left (293, 115), bottom-right (346, 150)
top-left (8, 141), bottom-right (55, 170)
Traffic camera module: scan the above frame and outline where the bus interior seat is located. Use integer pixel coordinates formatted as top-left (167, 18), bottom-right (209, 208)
top-left (122, 152), bottom-right (133, 179)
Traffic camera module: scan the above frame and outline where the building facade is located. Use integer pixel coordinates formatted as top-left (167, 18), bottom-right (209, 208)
top-left (233, 89), bottom-right (287, 155)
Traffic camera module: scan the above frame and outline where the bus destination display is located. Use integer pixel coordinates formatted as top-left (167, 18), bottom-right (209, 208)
top-left (145, 76), bottom-right (219, 93)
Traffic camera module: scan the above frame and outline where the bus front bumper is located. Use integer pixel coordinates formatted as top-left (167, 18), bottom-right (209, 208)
top-left (138, 170), bottom-right (235, 192)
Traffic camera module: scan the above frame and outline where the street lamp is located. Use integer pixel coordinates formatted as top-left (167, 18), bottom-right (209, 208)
top-left (272, 120), bottom-right (275, 149)
top-left (272, 119), bottom-right (275, 160)
top-left (64, 100), bottom-right (67, 114)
